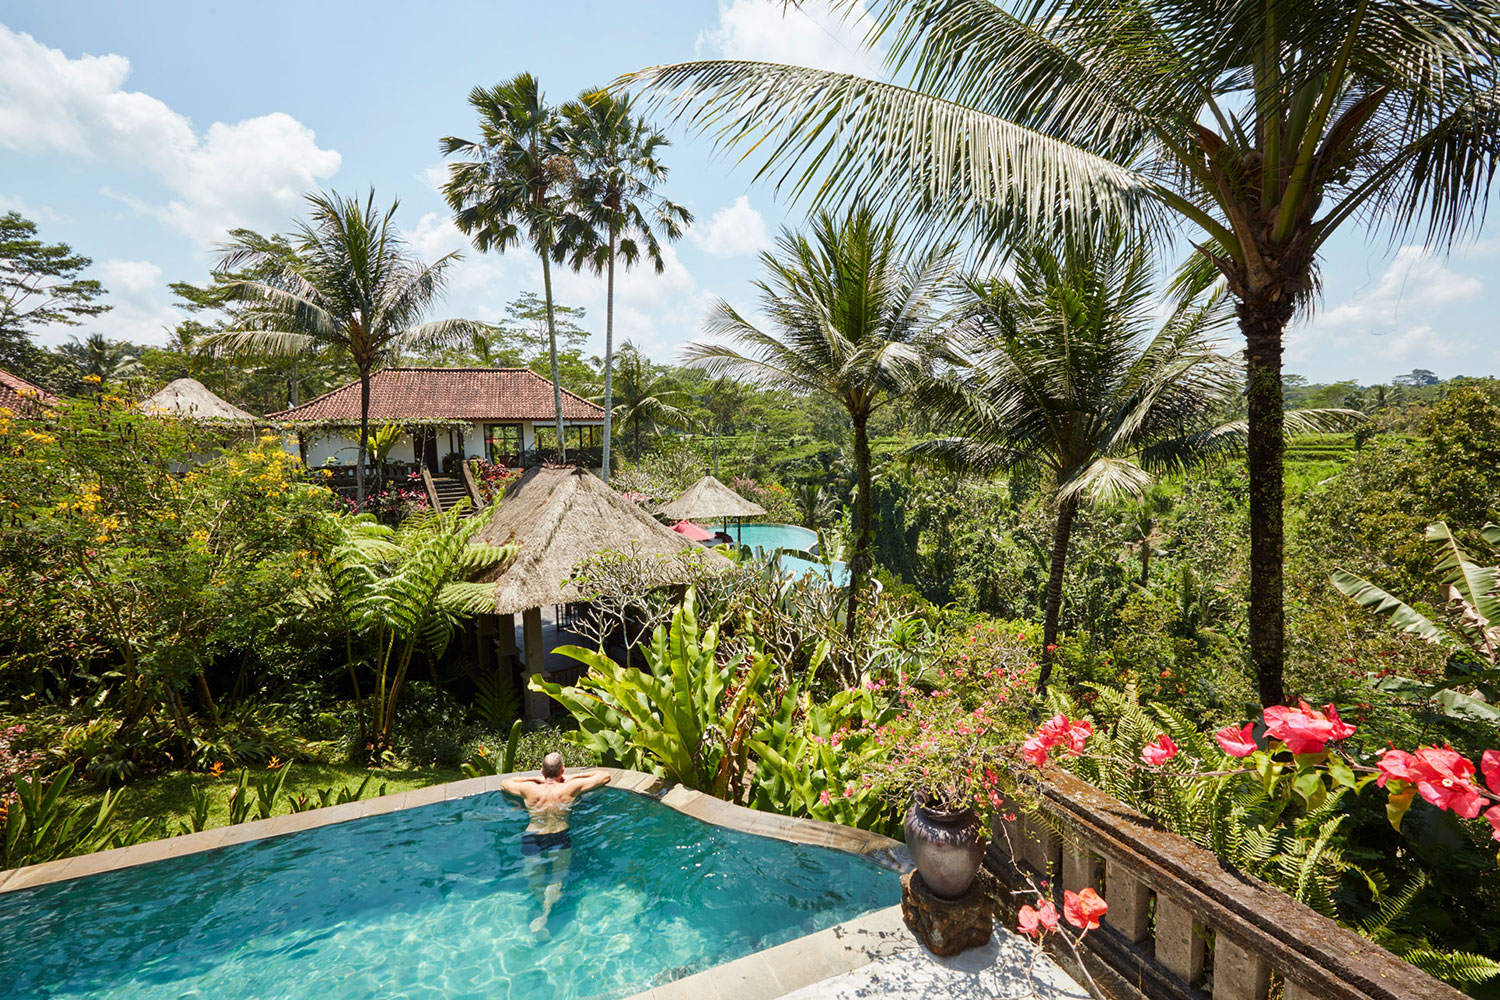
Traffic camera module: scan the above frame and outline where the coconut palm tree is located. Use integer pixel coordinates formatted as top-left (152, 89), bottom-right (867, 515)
top-left (203, 190), bottom-right (468, 503)
top-left (630, 0), bottom-right (1500, 705)
top-left (559, 89), bottom-right (692, 482)
top-left (912, 233), bottom-right (1353, 690)
top-left (606, 341), bottom-right (694, 462)
top-left (441, 73), bottom-right (575, 461)
top-left (686, 207), bottom-right (957, 639)
top-left (56, 333), bottom-right (139, 391)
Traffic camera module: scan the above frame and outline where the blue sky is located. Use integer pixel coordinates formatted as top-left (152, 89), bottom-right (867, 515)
top-left (1, 1), bottom-right (1495, 385)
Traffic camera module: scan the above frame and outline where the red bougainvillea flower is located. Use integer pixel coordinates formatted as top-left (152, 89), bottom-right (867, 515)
top-left (1140, 733), bottom-right (1179, 766)
top-left (1064, 719), bottom-right (1094, 753)
top-left (1262, 701), bottom-right (1356, 755)
top-left (1379, 746), bottom-right (1487, 818)
top-left (1215, 722), bottom-right (1258, 758)
top-left (1063, 888), bottom-right (1108, 931)
top-left (1482, 750), bottom-right (1500, 794)
top-left (1038, 713), bottom-right (1072, 744)
top-left (1022, 734), bottom-right (1050, 768)
top-left (1018, 900), bottom-right (1059, 937)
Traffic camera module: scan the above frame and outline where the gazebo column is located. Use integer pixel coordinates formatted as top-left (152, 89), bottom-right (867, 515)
top-left (521, 606), bottom-right (549, 719)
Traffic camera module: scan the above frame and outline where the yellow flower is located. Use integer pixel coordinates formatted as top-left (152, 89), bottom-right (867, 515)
top-left (83, 374), bottom-right (102, 384)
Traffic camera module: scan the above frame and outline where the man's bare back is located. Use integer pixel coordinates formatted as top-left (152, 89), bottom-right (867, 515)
top-left (500, 769), bottom-right (611, 834)
top-left (500, 754), bottom-right (610, 934)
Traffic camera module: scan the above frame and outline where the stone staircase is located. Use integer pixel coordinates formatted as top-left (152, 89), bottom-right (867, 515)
top-left (422, 470), bottom-right (480, 515)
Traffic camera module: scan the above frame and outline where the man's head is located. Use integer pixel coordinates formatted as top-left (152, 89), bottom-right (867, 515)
top-left (541, 752), bottom-right (565, 780)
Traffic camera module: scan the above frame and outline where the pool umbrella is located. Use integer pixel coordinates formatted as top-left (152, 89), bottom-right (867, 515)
top-left (656, 475), bottom-right (766, 545)
top-left (670, 520), bottom-right (715, 542)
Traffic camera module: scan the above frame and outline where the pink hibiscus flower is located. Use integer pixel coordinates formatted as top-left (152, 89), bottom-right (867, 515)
top-left (1140, 733), bottom-right (1179, 766)
top-left (1215, 722), bottom-right (1258, 757)
top-left (1262, 700), bottom-right (1356, 755)
top-left (1017, 900), bottom-right (1059, 938)
top-left (1063, 888), bottom-right (1108, 931)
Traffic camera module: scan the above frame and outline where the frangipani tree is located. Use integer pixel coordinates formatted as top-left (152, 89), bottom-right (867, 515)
top-left (630, 0), bottom-right (1500, 705)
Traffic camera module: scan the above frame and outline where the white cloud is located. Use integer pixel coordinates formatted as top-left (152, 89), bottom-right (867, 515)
top-left (549, 243), bottom-right (715, 360)
top-left (697, 0), bottom-right (882, 76)
top-left (1293, 245), bottom-right (1484, 365)
top-left (0, 192), bottom-right (64, 222)
top-left (38, 258), bottom-right (181, 348)
top-left (0, 25), bottom-right (340, 246)
top-left (688, 195), bottom-right (773, 258)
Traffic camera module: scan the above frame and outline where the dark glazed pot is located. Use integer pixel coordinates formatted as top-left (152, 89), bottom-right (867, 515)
top-left (903, 792), bottom-right (987, 900)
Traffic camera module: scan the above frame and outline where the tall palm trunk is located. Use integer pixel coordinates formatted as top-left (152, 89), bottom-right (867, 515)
top-left (540, 235), bottom-right (567, 463)
top-left (356, 371), bottom-right (371, 504)
top-left (1038, 493), bottom-right (1079, 692)
top-left (1241, 291), bottom-right (1294, 707)
top-left (845, 413), bottom-right (873, 640)
top-left (601, 225), bottom-right (618, 481)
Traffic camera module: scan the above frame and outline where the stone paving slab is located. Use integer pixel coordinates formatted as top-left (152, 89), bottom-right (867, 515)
top-left (780, 925), bottom-right (1089, 1000)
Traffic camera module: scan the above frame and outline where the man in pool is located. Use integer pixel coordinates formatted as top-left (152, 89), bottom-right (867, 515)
top-left (500, 754), bottom-right (611, 934)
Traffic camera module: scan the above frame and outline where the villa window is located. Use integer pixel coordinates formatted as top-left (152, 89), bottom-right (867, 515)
top-left (485, 424), bottom-right (522, 466)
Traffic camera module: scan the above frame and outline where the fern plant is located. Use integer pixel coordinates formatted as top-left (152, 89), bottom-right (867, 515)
top-left (1048, 684), bottom-right (1371, 919)
top-left (297, 502), bottom-right (518, 759)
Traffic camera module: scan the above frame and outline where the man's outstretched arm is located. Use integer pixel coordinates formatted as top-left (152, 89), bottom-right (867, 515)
top-left (569, 771), bottom-right (612, 793)
top-left (500, 775), bottom-right (539, 797)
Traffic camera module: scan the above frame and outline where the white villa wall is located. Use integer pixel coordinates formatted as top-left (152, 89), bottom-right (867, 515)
top-left (284, 420), bottom-right (601, 469)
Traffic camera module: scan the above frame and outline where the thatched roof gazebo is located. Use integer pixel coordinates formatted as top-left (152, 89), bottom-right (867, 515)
top-left (658, 474), bottom-right (766, 521)
top-left (138, 378), bottom-right (258, 421)
top-left (470, 465), bottom-right (730, 715)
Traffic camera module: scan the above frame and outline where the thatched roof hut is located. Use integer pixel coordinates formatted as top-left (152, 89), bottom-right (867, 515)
top-left (657, 474), bottom-right (766, 521)
top-left (472, 466), bottom-right (730, 616)
top-left (138, 378), bottom-right (257, 421)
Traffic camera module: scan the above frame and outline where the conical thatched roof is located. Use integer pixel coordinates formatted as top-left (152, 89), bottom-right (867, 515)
top-left (139, 378), bottom-right (258, 421)
top-left (657, 475), bottom-right (766, 521)
top-left (472, 466), bottom-right (731, 615)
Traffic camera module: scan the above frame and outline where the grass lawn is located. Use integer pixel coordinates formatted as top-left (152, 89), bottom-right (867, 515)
top-left (63, 762), bottom-right (465, 841)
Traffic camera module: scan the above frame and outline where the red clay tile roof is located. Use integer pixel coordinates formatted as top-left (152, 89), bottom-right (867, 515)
top-left (267, 368), bottom-right (605, 423)
top-left (0, 367), bottom-right (60, 416)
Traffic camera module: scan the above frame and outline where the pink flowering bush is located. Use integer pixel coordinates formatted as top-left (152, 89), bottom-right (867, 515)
top-left (874, 647), bottom-right (1037, 823)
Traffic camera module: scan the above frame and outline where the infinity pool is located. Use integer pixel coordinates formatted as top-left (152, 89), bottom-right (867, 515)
top-left (721, 522), bottom-right (851, 585)
top-left (0, 788), bottom-right (897, 1000)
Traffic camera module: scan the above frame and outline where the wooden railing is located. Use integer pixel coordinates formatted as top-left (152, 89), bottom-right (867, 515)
top-left (990, 766), bottom-right (1464, 1000)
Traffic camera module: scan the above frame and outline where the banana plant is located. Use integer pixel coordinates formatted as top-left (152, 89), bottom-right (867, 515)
top-left (533, 589), bottom-right (775, 800)
top-left (1333, 521), bottom-right (1500, 716)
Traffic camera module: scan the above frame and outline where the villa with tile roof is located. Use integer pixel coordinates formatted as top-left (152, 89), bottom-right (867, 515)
top-left (0, 367), bottom-right (59, 417)
top-left (268, 367), bottom-right (606, 475)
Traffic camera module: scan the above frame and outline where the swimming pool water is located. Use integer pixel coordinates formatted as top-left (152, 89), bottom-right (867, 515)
top-left (0, 788), bottom-right (897, 1000)
top-left (723, 522), bottom-right (851, 585)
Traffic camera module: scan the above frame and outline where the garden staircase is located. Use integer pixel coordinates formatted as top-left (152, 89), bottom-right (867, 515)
top-left (421, 465), bottom-right (485, 516)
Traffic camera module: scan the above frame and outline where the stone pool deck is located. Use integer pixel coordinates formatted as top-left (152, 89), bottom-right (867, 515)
top-left (1, 767), bottom-right (1085, 1000)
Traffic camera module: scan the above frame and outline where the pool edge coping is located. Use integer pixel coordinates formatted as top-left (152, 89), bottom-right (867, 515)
top-left (620, 903), bottom-right (914, 1000)
top-left (0, 767), bottom-right (910, 894)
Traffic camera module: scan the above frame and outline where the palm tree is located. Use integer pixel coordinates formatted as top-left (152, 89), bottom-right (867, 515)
top-left (606, 341), bottom-right (694, 462)
top-left (913, 233), bottom-right (1353, 690)
top-left (442, 73), bottom-right (575, 462)
top-left (57, 333), bottom-right (139, 390)
top-left (203, 190), bottom-right (468, 503)
top-left (686, 207), bottom-right (957, 638)
top-left (912, 234), bottom-right (1243, 687)
top-left (559, 89), bottom-right (692, 482)
top-left (630, 0), bottom-right (1500, 705)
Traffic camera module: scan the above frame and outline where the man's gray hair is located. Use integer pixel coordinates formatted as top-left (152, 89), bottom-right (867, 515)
top-left (541, 752), bottom-right (565, 778)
